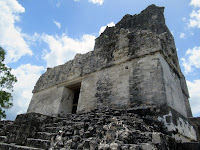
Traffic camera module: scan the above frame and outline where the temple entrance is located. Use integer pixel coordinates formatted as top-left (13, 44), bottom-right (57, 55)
top-left (67, 82), bottom-right (81, 114)
top-left (72, 89), bottom-right (80, 114)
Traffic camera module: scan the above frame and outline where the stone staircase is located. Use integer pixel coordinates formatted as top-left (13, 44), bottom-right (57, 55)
top-left (0, 108), bottom-right (200, 150)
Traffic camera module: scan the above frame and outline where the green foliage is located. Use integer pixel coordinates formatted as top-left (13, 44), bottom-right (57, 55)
top-left (0, 47), bottom-right (17, 120)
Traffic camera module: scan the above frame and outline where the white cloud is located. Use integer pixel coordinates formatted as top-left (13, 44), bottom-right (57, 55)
top-left (181, 58), bottom-right (193, 73)
top-left (181, 47), bottom-right (200, 74)
top-left (89, 0), bottom-right (104, 5)
top-left (6, 64), bottom-right (45, 120)
top-left (99, 22), bottom-right (115, 35)
top-left (179, 33), bottom-right (186, 39)
top-left (0, 0), bottom-right (32, 63)
top-left (22, 33), bottom-right (40, 46)
top-left (190, 0), bottom-right (200, 7)
top-left (189, 10), bottom-right (200, 28)
top-left (42, 34), bottom-right (95, 67)
top-left (187, 80), bottom-right (200, 116)
top-left (53, 20), bottom-right (61, 29)
top-left (188, 0), bottom-right (200, 28)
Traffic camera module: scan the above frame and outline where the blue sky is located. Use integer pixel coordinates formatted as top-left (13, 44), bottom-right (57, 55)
top-left (1, 0), bottom-right (200, 120)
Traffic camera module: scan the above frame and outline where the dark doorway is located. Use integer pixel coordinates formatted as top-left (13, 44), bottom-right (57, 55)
top-left (72, 89), bottom-right (80, 114)
top-left (67, 82), bottom-right (81, 114)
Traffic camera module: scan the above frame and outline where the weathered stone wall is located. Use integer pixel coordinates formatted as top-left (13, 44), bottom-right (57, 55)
top-left (129, 53), bottom-right (166, 107)
top-left (58, 87), bottom-right (74, 116)
top-left (159, 53), bottom-right (192, 117)
top-left (27, 86), bottom-right (76, 117)
top-left (78, 60), bottom-right (131, 113)
top-left (27, 86), bottom-right (64, 116)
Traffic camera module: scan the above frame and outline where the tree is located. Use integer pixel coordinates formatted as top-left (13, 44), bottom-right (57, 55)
top-left (0, 47), bottom-right (17, 120)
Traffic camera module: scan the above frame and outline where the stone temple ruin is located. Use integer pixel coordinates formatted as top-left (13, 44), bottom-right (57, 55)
top-left (28, 4), bottom-right (192, 118)
top-left (0, 4), bottom-right (200, 150)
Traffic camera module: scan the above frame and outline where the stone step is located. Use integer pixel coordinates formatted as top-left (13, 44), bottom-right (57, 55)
top-left (99, 143), bottom-right (157, 150)
top-left (35, 132), bottom-right (56, 140)
top-left (43, 122), bottom-right (61, 128)
top-left (0, 121), bottom-right (14, 127)
top-left (43, 127), bottom-right (61, 133)
top-left (0, 142), bottom-right (42, 150)
top-left (53, 120), bottom-right (84, 126)
top-left (57, 117), bottom-right (69, 121)
top-left (134, 143), bottom-right (157, 150)
top-left (151, 132), bottom-right (171, 144)
top-left (0, 136), bottom-right (6, 142)
top-left (26, 138), bottom-right (51, 149)
top-left (44, 121), bottom-right (74, 128)
top-left (43, 121), bottom-right (85, 131)
top-left (0, 130), bottom-right (7, 136)
top-left (44, 122), bottom-right (71, 128)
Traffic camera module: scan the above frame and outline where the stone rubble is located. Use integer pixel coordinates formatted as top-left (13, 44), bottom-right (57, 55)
top-left (0, 107), bottom-right (200, 149)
